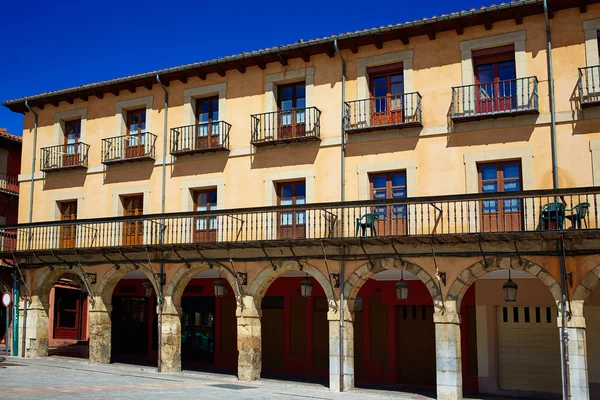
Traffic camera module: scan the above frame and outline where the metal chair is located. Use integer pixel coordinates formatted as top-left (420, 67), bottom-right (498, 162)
top-left (565, 202), bottom-right (590, 229)
top-left (537, 202), bottom-right (566, 230)
top-left (355, 213), bottom-right (378, 237)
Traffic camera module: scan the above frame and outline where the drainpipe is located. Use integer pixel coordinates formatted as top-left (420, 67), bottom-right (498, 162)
top-left (333, 39), bottom-right (346, 392)
top-left (542, 3), bottom-right (569, 399)
top-left (156, 75), bottom-right (169, 372)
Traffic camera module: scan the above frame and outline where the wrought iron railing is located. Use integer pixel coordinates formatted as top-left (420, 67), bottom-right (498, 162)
top-left (345, 92), bottom-right (422, 132)
top-left (451, 76), bottom-right (538, 121)
top-left (1, 187), bottom-right (599, 253)
top-left (101, 132), bottom-right (157, 164)
top-left (0, 173), bottom-right (18, 195)
top-left (40, 143), bottom-right (90, 172)
top-left (578, 65), bottom-right (600, 106)
top-left (170, 122), bottom-right (231, 155)
top-left (251, 107), bottom-right (321, 145)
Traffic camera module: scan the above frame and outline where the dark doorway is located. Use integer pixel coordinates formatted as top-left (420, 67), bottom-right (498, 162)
top-left (181, 296), bottom-right (216, 364)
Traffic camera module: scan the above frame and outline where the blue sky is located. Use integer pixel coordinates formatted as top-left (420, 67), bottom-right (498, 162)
top-left (0, 0), bottom-right (493, 136)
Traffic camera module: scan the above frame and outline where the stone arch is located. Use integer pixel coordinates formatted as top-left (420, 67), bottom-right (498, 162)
top-left (165, 262), bottom-right (241, 311)
top-left (573, 265), bottom-right (600, 302)
top-left (343, 258), bottom-right (443, 313)
top-left (34, 266), bottom-right (86, 311)
top-left (247, 261), bottom-right (337, 311)
top-left (447, 256), bottom-right (562, 310)
top-left (96, 264), bottom-right (159, 307)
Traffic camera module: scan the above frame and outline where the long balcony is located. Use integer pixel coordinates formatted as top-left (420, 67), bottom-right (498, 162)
top-left (101, 133), bottom-right (157, 165)
top-left (451, 76), bottom-right (539, 122)
top-left (2, 187), bottom-right (599, 255)
top-left (345, 92), bottom-right (422, 133)
top-left (40, 143), bottom-right (90, 172)
top-left (251, 107), bottom-right (321, 147)
top-left (0, 173), bottom-right (19, 196)
top-left (170, 122), bottom-right (231, 156)
top-left (578, 65), bottom-right (600, 107)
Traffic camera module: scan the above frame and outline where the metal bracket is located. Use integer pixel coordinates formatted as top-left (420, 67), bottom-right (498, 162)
top-left (154, 272), bottom-right (166, 286)
top-left (360, 241), bottom-right (375, 271)
top-left (478, 240), bottom-right (489, 268)
top-left (513, 240), bottom-right (523, 265)
top-left (330, 273), bottom-right (340, 288)
top-left (237, 272), bottom-right (248, 286)
top-left (288, 244), bottom-right (303, 270)
top-left (430, 239), bottom-right (446, 287)
top-left (11, 254), bottom-right (31, 305)
top-left (566, 271), bottom-right (573, 288)
top-left (261, 244), bottom-right (277, 271)
top-left (50, 250), bottom-right (69, 265)
top-left (85, 273), bottom-right (97, 284)
top-left (101, 252), bottom-right (121, 270)
top-left (194, 245), bottom-right (213, 268)
top-left (73, 251), bottom-right (96, 308)
top-left (118, 249), bottom-right (143, 270)
top-left (172, 245), bottom-right (191, 269)
top-left (390, 239), bottom-right (405, 264)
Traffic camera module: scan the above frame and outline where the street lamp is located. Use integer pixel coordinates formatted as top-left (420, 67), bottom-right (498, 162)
top-left (300, 274), bottom-right (313, 298)
top-left (142, 281), bottom-right (153, 298)
top-left (214, 275), bottom-right (226, 298)
top-left (396, 270), bottom-right (409, 301)
top-left (503, 269), bottom-right (518, 303)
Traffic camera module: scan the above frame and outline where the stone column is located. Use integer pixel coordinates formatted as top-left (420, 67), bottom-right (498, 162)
top-left (160, 297), bottom-right (182, 373)
top-left (562, 300), bottom-right (590, 400)
top-left (328, 301), bottom-right (354, 392)
top-left (237, 296), bottom-right (261, 381)
top-left (21, 295), bottom-right (49, 358)
top-left (434, 303), bottom-right (463, 400)
top-left (89, 297), bottom-right (112, 364)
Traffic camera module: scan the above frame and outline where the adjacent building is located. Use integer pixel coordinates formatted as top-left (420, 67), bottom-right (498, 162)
top-left (4, 1), bottom-right (600, 399)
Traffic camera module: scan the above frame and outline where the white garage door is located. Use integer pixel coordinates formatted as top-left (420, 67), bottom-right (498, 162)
top-left (496, 305), bottom-right (561, 394)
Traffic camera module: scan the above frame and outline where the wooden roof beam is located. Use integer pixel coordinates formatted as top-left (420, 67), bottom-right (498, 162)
top-left (80, 95), bottom-right (89, 102)
top-left (111, 89), bottom-right (120, 97)
top-left (484, 18), bottom-right (493, 30)
top-left (372, 35), bottom-right (383, 49)
top-left (51, 100), bottom-right (59, 107)
top-left (195, 70), bottom-right (207, 80)
top-left (580, 0), bottom-right (588, 13)
top-left (348, 41), bottom-right (359, 54)
top-left (143, 80), bottom-right (153, 90)
top-left (127, 86), bottom-right (136, 94)
top-left (237, 63), bottom-right (246, 74)
top-left (325, 44), bottom-right (335, 58)
top-left (513, 10), bottom-right (523, 25)
top-left (177, 74), bottom-right (188, 84)
top-left (216, 66), bottom-right (226, 77)
top-left (277, 52), bottom-right (288, 66)
top-left (397, 31), bottom-right (410, 45)
top-left (299, 50), bottom-right (310, 62)
top-left (66, 97), bottom-right (74, 104)
top-left (427, 30), bottom-right (436, 40)
top-left (94, 91), bottom-right (104, 100)
top-left (257, 58), bottom-right (267, 70)
top-left (454, 22), bottom-right (464, 35)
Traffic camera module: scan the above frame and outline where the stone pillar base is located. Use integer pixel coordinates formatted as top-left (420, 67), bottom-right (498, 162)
top-left (435, 309), bottom-right (463, 400)
top-left (564, 301), bottom-right (590, 400)
top-left (89, 299), bottom-right (111, 364)
top-left (328, 305), bottom-right (354, 392)
top-left (237, 296), bottom-right (261, 381)
top-left (160, 301), bottom-right (182, 373)
top-left (22, 297), bottom-right (48, 358)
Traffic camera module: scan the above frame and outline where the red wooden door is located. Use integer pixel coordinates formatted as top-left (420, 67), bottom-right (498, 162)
top-left (277, 182), bottom-right (306, 239)
top-left (278, 83), bottom-right (306, 140)
top-left (59, 201), bottom-right (77, 248)
top-left (53, 288), bottom-right (81, 340)
top-left (196, 97), bottom-right (220, 149)
top-left (123, 195), bottom-right (144, 245)
top-left (194, 189), bottom-right (217, 242)
top-left (370, 172), bottom-right (407, 236)
top-left (126, 109), bottom-right (146, 159)
top-left (370, 73), bottom-right (404, 126)
top-left (478, 162), bottom-right (523, 232)
top-left (63, 120), bottom-right (81, 167)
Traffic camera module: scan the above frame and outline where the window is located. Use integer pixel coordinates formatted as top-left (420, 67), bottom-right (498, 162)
top-left (369, 63), bottom-right (404, 126)
top-left (369, 171), bottom-right (407, 235)
top-left (277, 82), bottom-right (306, 139)
top-left (277, 181), bottom-right (306, 239)
top-left (64, 120), bottom-right (81, 165)
top-left (478, 161), bottom-right (522, 232)
top-left (122, 195), bottom-right (144, 245)
top-left (195, 97), bottom-right (220, 149)
top-left (473, 45), bottom-right (516, 113)
top-left (193, 189), bottom-right (217, 242)
top-left (59, 201), bottom-right (77, 248)
top-left (126, 109), bottom-right (146, 158)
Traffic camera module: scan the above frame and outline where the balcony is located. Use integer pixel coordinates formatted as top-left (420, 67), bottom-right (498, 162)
top-left (251, 107), bottom-right (321, 147)
top-left (2, 187), bottom-right (599, 255)
top-left (170, 122), bottom-right (231, 156)
top-left (578, 65), bottom-right (600, 107)
top-left (40, 143), bottom-right (90, 172)
top-left (345, 92), bottom-right (422, 134)
top-left (101, 133), bottom-right (157, 165)
top-left (451, 76), bottom-right (539, 122)
top-left (0, 173), bottom-right (18, 196)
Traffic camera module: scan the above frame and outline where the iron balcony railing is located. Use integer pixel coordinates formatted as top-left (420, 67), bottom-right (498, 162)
top-left (345, 92), bottom-right (422, 133)
top-left (578, 65), bottom-right (600, 107)
top-left (0, 173), bottom-right (19, 195)
top-left (1, 187), bottom-right (599, 253)
top-left (40, 143), bottom-right (90, 172)
top-left (170, 122), bottom-right (231, 156)
top-left (451, 76), bottom-right (539, 122)
top-left (101, 132), bottom-right (157, 164)
top-left (251, 107), bottom-right (321, 146)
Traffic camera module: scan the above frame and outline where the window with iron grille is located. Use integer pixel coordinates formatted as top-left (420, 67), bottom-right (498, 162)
top-left (261, 296), bottom-right (284, 309)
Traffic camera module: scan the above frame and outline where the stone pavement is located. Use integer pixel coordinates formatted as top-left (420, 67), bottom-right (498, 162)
top-left (0, 356), bottom-right (433, 400)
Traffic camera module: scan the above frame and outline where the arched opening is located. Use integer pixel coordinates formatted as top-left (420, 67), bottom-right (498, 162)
top-left (179, 269), bottom-right (237, 374)
top-left (110, 271), bottom-right (158, 366)
top-left (352, 269), bottom-right (436, 396)
top-left (449, 259), bottom-right (563, 399)
top-left (259, 271), bottom-right (330, 385)
top-left (579, 269), bottom-right (600, 399)
top-left (47, 273), bottom-right (89, 359)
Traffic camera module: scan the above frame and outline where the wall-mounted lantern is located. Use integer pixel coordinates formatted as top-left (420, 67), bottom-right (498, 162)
top-left (300, 274), bottom-right (313, 298)
top-left (142, 281), bottom-right (154, 298)
top-left (214, 275), bottom-right (226, 298)
top-left (396, 270), bottom-right (409, 301)
top-left (503, 269), bottom-right (518, 303)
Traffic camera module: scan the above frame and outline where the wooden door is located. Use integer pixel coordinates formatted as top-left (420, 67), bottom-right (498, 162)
top-left (122, 195), bottom-right (144, 245)
top-left (278, 83), bottom-right (306, 140)
top-left (474, 46), bottom-right (516, 114)
top-left (59, 201), bottom-right (77, 248)
top-left (63, 120), bottom-right (81, 167)
top-left (196, 97), bottom-right (220, 149)
top-left (277, 181), bottom-right (306, 239)
top-left (53, 288), bottom-right (81, 340)
top-left (370, 172), bottom-right (407, 236)
top-left (370, 72), bottom-right (404, 126)
top-left (126, 109), bottom-right (146, 159)
top-left (193, 189), bottom-right (217, 242)
top-left (479, 162), bottom-right (523, 232)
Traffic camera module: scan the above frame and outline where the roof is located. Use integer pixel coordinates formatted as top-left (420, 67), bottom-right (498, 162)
top-left (0, 128), bottom-right (22, 143)
top-left (2, 0), bottom-right (594, 114)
